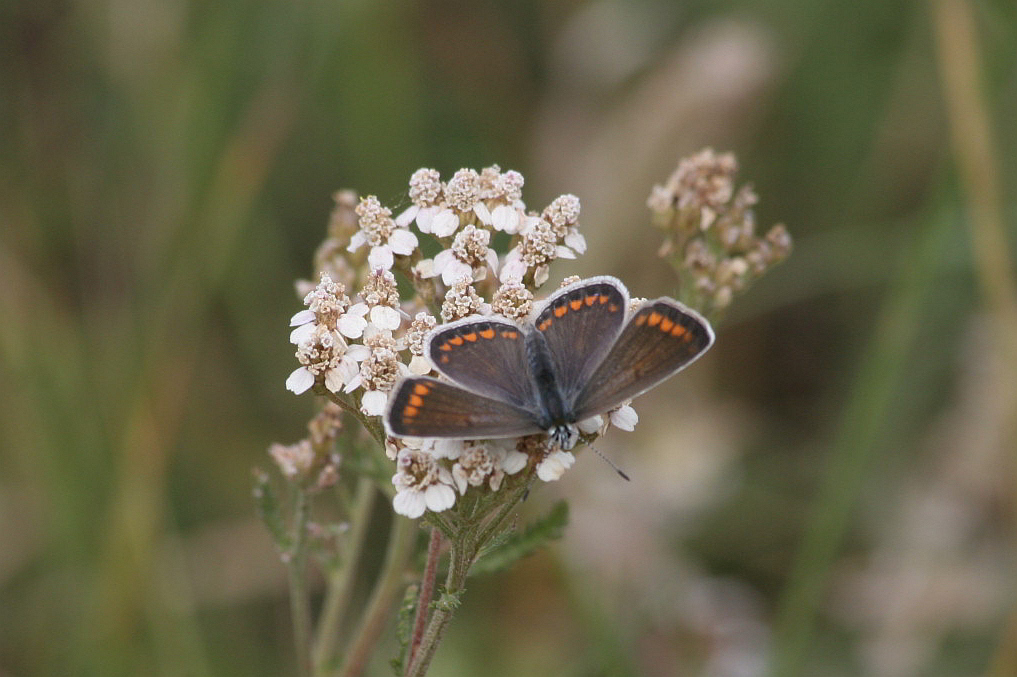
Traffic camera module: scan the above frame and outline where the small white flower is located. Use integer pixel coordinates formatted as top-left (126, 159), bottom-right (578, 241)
top-left (536, 450), bottom-right (575, 482)
top-left (408, 355), bottom-right (432, 375)
top-left (491, 204), bottom-right (521, 233)
top-left (609, 404), bottom-right (638, 431)
top-left (348, 196), bottom-right (418, 271)
top-left (338, 303), bottom-right (370, 339)
top-left (392, 448), bottom-right (457, 519)
top-left (430, 209), bottom-right (460, 237)
top-left (576, 415), bottom-right (604, 435)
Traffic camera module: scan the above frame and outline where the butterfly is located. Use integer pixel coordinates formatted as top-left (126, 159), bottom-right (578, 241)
top-left (384, 276), bottom-right (714, 450)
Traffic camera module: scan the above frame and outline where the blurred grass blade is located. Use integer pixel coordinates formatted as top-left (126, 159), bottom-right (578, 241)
top-left (770, 203), bottom-right (955, 676)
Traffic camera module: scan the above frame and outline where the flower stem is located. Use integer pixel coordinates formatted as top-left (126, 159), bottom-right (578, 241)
top-left (406, 528), bottom-right (443, 674)
top-left (405, 540), bottom-right (473, 677)
top-left (406, 479), bottom-right (531, 677)
top-left (313, 477), bottom-right (377, 673)
top-left (338, 515), bottom-right (417, 677)
top-left (288, 486), bottom-right (313, 677)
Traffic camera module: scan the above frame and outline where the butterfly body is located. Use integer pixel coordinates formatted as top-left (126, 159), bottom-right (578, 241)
top-left (384, 276), bottom-right (714, 450)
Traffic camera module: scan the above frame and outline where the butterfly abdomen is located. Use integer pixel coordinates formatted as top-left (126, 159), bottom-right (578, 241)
top-left (524, 327), bottom-right (570, 428)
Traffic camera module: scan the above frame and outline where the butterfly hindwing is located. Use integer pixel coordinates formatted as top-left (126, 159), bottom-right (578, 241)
top-left (385, 376), bottom-right (543, 439)
top-left (572, 298), bottom-right (714, 418)
top-left (532, 276), bottom-right (628, 407)
top-left (427, 316), bottom-right (539, 411)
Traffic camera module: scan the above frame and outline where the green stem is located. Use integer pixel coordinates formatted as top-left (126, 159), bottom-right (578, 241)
top-left (313, 477), bottom-right (377, 674)
top-left (288, 487), bottom-right (313, 677)
top-left (338, 515), bottom-right (417, 677)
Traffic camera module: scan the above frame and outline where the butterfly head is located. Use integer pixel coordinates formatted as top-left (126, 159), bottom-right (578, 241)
top-left (548, 423), bottom-right (578, 451)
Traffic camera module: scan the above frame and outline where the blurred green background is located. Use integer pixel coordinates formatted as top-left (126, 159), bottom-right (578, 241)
top-left (2, 0), bottom-right (1016, 675)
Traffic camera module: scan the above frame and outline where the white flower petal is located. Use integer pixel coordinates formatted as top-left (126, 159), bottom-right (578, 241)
top-left (286, 367), bottom-right (315, 394)
top-left (473, 202), bottom-right (492, 225)
top-left (344, 373), bottom-right (363, 393)
top-left (491, 204), bottom-right (520, 233)
top-left (610, 405), bottom-right (638, 431)
top-left (424, 484), bottom-right (456, 512)
top-left (576, 415), bottom-right (603, 434)
top-left (499, 258), bottom-right (527, 283)
top-left (564, 230), bottom-right (587, 254)
top-left (395, 204), bottom-right (419, 227)
top-left (347, 230), bottom-right (367, 253)
top-left (432, 248), bottom-right (455, 274)
top-left (368, 245), bottom-right (394, 271)
top-left (433, 439), bottom-right (465, 460)
top-left (520, 215), bottom-right (542, 235)
top-left (555, 245), bottom-right (576, 260)
top-left (533, 265), bottom-right (550, 287)
top-left (290, 309), bottom-right (315, 327)
top-left (441, 260), bottom-right (474, 286)
top-left (409, 355), bottom-right (432, 375)
top-left (415, 205), bottom-right (439, 233)
top-left (389, 228), bottom-right (419, 255)
top-left (393, 490), bottom-right (426, 519)
top-left (346, 344), bottom-right (371, 361)
top-left (431, 209), bottom-right (460, 238)
top-left (485, 249), bottom-right (499, 275)
top-left (536, 451), bottom-right (575, 482)
top-left (360, 390), bottom-right (388, 416)
top-left (338, 314), bottom-right (368, 339)
top-left (452, 466), bottom-right (468, 495)
top-left (501, 449), bottom-right (528, 474)
top-left (337, 355), bottom-right (362, 385)
top-left (289, 322), bottom-right (315, 345)
top-left (370, 305), bottom-right (402, 331)
top-left (324, 368), bottom-right (345, 393)
top-left (415, 258), bottom-right (436, 278)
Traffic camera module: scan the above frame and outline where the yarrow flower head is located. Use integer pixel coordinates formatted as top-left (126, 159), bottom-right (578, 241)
top-left (282, 163), bottom-right (684, 521)
top-left (348, 195), bottom-right (418, 271)
top-left (649, 148), bottom-right (792, 316)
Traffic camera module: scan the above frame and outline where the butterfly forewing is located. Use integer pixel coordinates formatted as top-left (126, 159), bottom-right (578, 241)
top-left (533, 276), bottom-right (628, 406)
top-left (572, 299), bottom-right (714, 418)
top-left (385, 377), bottom-right (543, 439)
top-left (427, 317), bottom-right (539, 410)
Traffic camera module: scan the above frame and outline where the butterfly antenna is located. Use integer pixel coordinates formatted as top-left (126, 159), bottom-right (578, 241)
top-left (587, 443), bottom-right (630, 481)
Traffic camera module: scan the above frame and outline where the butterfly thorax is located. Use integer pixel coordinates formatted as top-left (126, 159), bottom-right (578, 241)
top-left (525, 326), bottom-right (579, 450)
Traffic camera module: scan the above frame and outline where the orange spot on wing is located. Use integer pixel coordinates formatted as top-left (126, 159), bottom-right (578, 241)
top-left (403, 405), bottom-right (419, 418)
top-left (554, 305), bottom-right (567, 318)
top-left (463, 332), bottom-right (478, 342)
top-left (598, 294), bottom-right (610, 304)
top-left (659, 318), bottom-right (675, 332)
top-left (584, 294), bottom-right (598, 306)
top-left (448, 335), bottom-right (464, 346)
top-left (439, 343), bottom-right (452, 351)
top-left (501, 330), bottom-right (519, 339)
top-left (670, 324), bottom-right (686, 337)
top-left (413, 384), bottom-right (431, 396)
top-left (569, 299), bottom-right (583, 311)
top-left (538, 319), bottom-right (552, 331)
top-left (647, 311), bottom-right (663, 327)
top-left (634, 314), bottom-right (648, 326)
top-left (409, 394), bottom-right (424, 407)
top-left (440, 355), bottom-right (449, 363)
top-left (479, 328), bottom-right (495, 339)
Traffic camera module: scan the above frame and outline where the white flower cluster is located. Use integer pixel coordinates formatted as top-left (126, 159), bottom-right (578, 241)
top-left (287, 166), bottom-right (636, 519)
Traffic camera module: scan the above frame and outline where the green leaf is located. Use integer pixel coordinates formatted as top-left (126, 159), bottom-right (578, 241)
top-left (470, 500), bottom-right (569, 576)
top-left (391, 584), bottom-right (418, 676)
